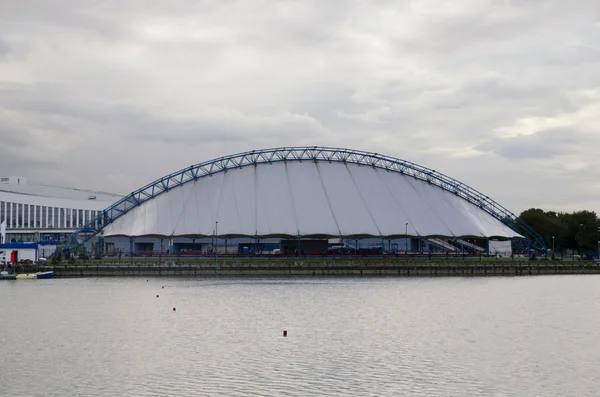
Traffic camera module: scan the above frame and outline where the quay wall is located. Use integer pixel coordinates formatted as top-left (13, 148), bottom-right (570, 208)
top-left (25, 259), bottom-right (600, 278)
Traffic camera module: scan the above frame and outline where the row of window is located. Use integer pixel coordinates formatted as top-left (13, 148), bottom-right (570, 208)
top-left (0, 201), bottom-right (100, 229)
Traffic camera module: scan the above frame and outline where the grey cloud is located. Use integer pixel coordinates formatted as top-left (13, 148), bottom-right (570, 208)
top-left (0, 38), bottom-right (11, 58)
top-left (0, 83), bottom-right (328, 145)
top-left (475, 129), bottom-right (595, 160)
top-left (0, 0), bottom-right (599, 212)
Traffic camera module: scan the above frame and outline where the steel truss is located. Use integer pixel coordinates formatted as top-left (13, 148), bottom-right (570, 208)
top-left (63, 146), bottom-right (546, 253)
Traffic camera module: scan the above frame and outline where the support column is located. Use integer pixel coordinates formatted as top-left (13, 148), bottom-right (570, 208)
top-left (159, 238), bottom-right (164, 264)
top-left (129, 236), bottom-right (134, 263)
top-left (193, 238), bottom-right (197, 262)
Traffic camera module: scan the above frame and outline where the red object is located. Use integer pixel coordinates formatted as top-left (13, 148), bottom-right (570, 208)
top-left (283, 330), bottom-right (287, 337)
top-left (173, 308), bottom-right (176, 312)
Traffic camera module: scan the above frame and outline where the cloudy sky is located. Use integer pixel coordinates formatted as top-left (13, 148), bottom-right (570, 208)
top-left (0, 0), bottom-right (599, 215)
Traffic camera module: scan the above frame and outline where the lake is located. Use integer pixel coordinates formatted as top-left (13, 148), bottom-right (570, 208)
top-left (1, 276), bottom-right (599, 396)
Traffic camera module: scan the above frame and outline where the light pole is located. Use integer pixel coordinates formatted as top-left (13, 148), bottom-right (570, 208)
top-left (215, 221), bottom-right (218, 267)
top-left (578, 223), bottom-right (584, 262)
top-left (597, 227), bottom-right (600, 262)
top-left (552, 236), bottom-right (555, 257)
top-left (405, 222), bottom-right (408, 254)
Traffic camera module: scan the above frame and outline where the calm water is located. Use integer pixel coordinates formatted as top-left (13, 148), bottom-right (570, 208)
top-left (1, 276), bottom-right (600, 396)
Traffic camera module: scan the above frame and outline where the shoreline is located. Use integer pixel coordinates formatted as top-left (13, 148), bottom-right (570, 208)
top-left (23, 259), bottom-right (600, 278)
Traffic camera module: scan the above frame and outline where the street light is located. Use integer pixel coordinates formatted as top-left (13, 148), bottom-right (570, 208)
top-left (215, 221), bottom-right (218, 266)
top-left (405, 222), bottom-right (408, 254)
top-left (552, 236), bottom-right (555, 255)
top-left (579, 223), bottom-right (584, 262)
top-left (597, 226), bottom-right (600, 262)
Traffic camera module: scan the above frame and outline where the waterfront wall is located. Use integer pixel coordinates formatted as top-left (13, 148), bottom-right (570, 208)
top-left (28, 259), bottom-right (600, 278)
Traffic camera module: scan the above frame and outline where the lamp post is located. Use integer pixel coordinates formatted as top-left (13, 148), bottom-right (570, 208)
top-left (215, 221), bottom-right (218, 267)
top-left (578, 223), bottom-right (584, 262)
top-left (552, 236), bottom-right (555, 257)
top-left (405, 222), bottom-right (408, 254)
top-left (597, 227), bottom-right (600, 262)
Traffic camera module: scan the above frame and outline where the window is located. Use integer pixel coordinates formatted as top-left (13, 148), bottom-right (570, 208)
top-left (23, 204), bottom-right (28, 228)
top-left (17, 203), bottom-right (22, 228)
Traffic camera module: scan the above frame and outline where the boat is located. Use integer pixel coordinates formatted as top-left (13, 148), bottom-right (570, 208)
top-left (35, 271), bottom-right (54, 279)
top-left (16, 273), bottom-right (37, 279)
top-left (15, 271), bottom-right (54, 279)
top-left (0, 271), bottom-right (16, 280)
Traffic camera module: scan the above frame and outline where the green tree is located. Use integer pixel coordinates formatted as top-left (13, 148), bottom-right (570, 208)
top-left (519, 208), bottom-right (599, 254)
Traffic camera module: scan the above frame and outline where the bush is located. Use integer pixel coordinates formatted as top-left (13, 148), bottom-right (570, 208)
top-left (51, 251), bottom-right (63, 263)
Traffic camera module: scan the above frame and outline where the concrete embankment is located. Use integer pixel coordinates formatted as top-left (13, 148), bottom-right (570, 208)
top-left (25, 259), bottom-right (600, 278)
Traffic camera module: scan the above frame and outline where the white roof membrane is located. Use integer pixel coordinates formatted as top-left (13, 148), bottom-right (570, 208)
top-left (102, 161), bottom-right (521, 238)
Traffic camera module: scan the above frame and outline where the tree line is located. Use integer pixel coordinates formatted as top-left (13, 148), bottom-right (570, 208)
top-left (518, 208), bottom-right (599, 253)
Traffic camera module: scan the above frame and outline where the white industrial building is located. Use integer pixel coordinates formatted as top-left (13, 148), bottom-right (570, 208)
top-left (0, 176), bottom-right (121, 244)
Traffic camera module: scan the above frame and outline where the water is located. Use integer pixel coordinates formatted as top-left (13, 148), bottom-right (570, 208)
top-left (1, 276), bottom-right (600, 396)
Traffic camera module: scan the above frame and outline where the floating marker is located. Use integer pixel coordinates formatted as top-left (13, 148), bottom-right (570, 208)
top-left (162, 286), bottom-right (164, 289)
top-left (173, 307), bottom-right (176, 312)
top-left (283, 330), bottom-right (288, 337)
top-left (157, 295), bottom-right (159, 298)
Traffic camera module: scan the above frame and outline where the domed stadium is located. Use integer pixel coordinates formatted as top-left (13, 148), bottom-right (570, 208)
top-left (64, 147), bottom-right (545, 256)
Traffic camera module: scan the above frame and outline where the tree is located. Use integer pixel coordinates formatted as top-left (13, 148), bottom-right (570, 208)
top-left (519, 208), bottom-right (599, 253)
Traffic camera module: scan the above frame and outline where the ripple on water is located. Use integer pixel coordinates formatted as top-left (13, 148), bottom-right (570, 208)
top-left (1, 277), bottom-right (600, 396)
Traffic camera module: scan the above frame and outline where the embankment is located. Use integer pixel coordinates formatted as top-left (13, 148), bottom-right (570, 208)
top-left (22, 258), bottom-right (600, 278)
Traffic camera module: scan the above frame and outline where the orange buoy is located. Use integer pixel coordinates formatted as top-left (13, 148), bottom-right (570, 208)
top-left (283, 330), bottom-right (288, 337)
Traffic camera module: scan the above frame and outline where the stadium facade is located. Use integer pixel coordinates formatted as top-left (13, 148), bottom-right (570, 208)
top-left (64, 147), bottom-right (546, 257)
top-left (0, 176), bottom-right (121, 245)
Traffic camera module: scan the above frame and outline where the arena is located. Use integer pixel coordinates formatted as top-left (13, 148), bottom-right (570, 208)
top-left (64, 147), bottom-right (546, 257)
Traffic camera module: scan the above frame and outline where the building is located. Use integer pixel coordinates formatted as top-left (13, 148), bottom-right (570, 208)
top-left (63, 147), bottom-right (546, 256)
top-left (0, 176), bottom-right (121, 244)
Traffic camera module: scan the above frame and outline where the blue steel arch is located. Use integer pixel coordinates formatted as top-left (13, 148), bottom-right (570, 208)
top-left (63, 146), bottom-right (546, 252)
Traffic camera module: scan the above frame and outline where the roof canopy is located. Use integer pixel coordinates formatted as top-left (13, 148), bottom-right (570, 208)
top-left (65, 147), bottom-right (546, 252)
top-left (102, 161), bottom-right (520, 239)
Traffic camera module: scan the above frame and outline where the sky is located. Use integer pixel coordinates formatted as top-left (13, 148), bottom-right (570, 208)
top-left (0, 0), bottom-right (599, 215)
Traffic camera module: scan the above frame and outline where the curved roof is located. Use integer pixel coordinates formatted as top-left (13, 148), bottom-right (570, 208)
top-left (64, 147), bottom-right (546, 251)
top-left (103, 160), bottom-right (518, 239)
